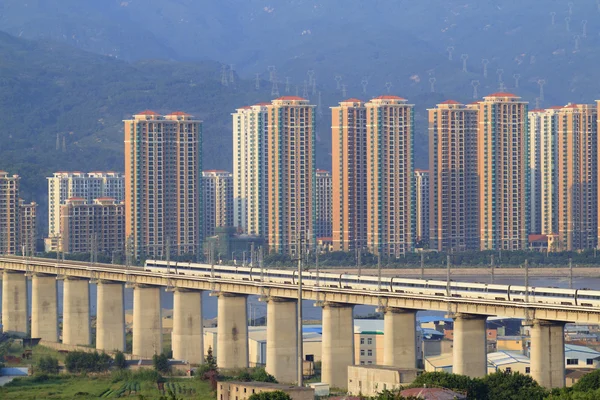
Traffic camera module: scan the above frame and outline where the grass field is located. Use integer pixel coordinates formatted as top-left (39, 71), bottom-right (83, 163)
top-left (0, 373), bottom-right (215, 399)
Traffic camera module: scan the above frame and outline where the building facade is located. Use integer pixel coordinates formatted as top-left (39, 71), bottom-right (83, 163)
top-left (232, 104), bottom-right (269, 236)
top-left (203, 170), bottom-right (234, 238)
top-left (266, 97), bottom-right (316, 254)
top-left (0, 172), bottom-right (37, 255)
top-left (428, 101), bottom-right (479, 252)
top-left (47, 171), bottom-right (124, 238)
top-left (124, 111), bottom-right (202, 259)
top-left (315, 170), bottom-right (332, 240)
top-left (331, 99), bottom-right (368, 252)
top-left (365, 96), bottom-right (415, 256)
top-left (414, 169), bottom-right (430, 246)
top-left (59, 197), bottom-right (125, 255)
top-left (19, 199), bottom-right (37, 255)
top-left (477, 93), bottom-right (529, 251)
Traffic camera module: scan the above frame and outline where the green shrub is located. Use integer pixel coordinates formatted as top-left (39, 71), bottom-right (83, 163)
top-left (36, 356), bottom-right (59, 374)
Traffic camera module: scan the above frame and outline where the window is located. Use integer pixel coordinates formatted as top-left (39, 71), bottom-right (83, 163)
top-left (367, 350), bottom-right (373, 357)
top-left (360, 350), bottom-right (365, 356)
top-left (505, 367), bottom-right (512, 373)
top-left (360, 338), bottom-right (365, 345)
top-left (587, 359), bottom-right (595, 365)
top-left (567, 359), bottom-right (579, 365)
top-left (367, 338), bottom-right (373, 345)
top-left (525, 367), bottom-right (530, 374)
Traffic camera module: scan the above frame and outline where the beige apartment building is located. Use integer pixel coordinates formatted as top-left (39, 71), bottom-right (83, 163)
top-left (0, 172), bottom-right (37, 255)
top-left (477, 93), bottom-right (529, 251)
top-left (266, 96), bottom-right (315, 254)
top-left (428, 100), bottom-right (479, 252)
top-left (315, 169), bottom-right (332, 239)
top-left (203, 170), bottom-right (234, 238)
top-left (555, 104), bottom-right (598, 250)
top-left (232, 103), bottom-right (269, 236)
top-left (124, 111), bottom-right (202, 258)
top-left (331, 98), bottom-right (368, 252)
top-left (19, 199), bottom-right (37, 255)
top-left (365, 95), bottom-right (414, 256)
top-left (414, 169), bottom-right (430, 246)
top-left (59, 197), bottom-right (125, 255)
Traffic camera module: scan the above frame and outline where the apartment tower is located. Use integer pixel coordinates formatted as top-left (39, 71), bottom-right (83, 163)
top-left (124, 111), bottom-right (202, 259)
top-left (478, 93), bottom-right (529, 251)
top-left (555, 104), bottom-right (598, 250)
top-left (365, 96), bottom-right (414, 256)
top-left (315, 169), bottom-right (333, 239)
top-left (428, 101), bottom-right (479, 252)
top-left (331, 99), bottom-right (367, 252)
top-left (0, 172), bottom-right (37, 255)
top-left (266, 96), bottom-right (315, 254)
top-left (232, 103), bottom-right (269, 236)
top-left (202, 170), bottom-right (234, 238)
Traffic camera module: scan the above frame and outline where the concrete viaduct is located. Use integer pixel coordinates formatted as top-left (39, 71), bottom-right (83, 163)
top-left (1, 256), bottom-right (599, 389)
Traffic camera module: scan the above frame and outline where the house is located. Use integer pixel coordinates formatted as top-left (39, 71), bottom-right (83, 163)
top-left (347, 365), bottom-right (421, 396)
top-left (217, 381), bottom-right (314, 400)
top-left (487, 351), bottom-right (530, 374)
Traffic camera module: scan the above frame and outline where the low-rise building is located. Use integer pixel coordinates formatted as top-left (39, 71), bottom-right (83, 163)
top-left (347, 365), bottom-right (420, 396)
top-left (217, 381), bottom-right (314, 400)
top-left (487, 351), bottom-right (530, 374)
top-left (564, 344), bottom-right (600, 368)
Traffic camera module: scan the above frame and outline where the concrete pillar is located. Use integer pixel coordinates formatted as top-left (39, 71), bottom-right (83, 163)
top-left (453, 313), bottom-right (487, 378)
top-left (172, 289), bottom-right (203, 364)
top-left (266, 297), bottom-right (297, 384)
top-left (1, 271), bottom-right (28, 336)
top-left (96, 281), bottom-right (125, 352)
top-left (383, 308), bottom-right (417, 368)
top-left (31, 274), bottom-right (58, 341)
top-left (322, 302), bottom-right (354, 390)
top-left (132, 285), bottom-right (163, 358)
top-left (62, 278), bottom-right (90, 345)
top-left (530, 320), bottom-right (565, 389)
top-left (217, 293), bottom-right (248, 369)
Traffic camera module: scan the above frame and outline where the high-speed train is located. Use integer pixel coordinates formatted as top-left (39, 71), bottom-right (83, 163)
top-left (144, 260), bottom-right (600, 307)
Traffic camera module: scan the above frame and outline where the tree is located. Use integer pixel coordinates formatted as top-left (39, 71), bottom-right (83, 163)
top-left (251, 367), bottom-right (277, 383)
top-left (483, 371), bottom-right (547, 400)
top-left (36, 355), bottom-right (59, 374)
top-left (572, 369), bottom-right (600, 392)
top-left (65, 351), bottom-right (112, 373)
top-left (248, 391), bottom-right (292, 400)
top-left (205, 346), bottom-right (217, 371)
top-left (114, 350), bottom-right (127, 370)
top-left (153, 353), bottom-right (170, 374)
top-left (410, 372), bottom-right (487, 400)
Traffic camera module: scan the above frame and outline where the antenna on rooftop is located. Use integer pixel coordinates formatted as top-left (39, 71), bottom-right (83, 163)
top-left (303, 80), bottom-right (309, 99)
top-left (255, 73), bottom-right (261, 90)
top-left (582, 20), bottom-right (588, 38)
top-left (513, 73), bottom-right (521, 88)
top-left (447, 46), bottom-right (454, 61)
top-left (568, 1), bottom-right (574, 15)
top-left (482, 59), bottom-right (489, 78)
top-left (429, 77), bottom-right (436, 93)
top-left (361, 77), bottom-right (369, 94)
top-left (229, 64), bottom-right (235, 84)
top-left (565, 16), bottom-right (571, 32)
top-left (461, 54), bottom-right (469, 73)
top-left (334, 75), bottom-right (342, 90)
top-left (471, 80), bottom-right (480, 99)
top-left (550, 11), bottom-right (556, 26)
top-left (271, 78), bottom-right (280, 98)
top-left (221, 65), bottom-right (229, 86)
top-left (538, 79), bottom-right (546, 101)
top-left (496, 69), bottom-right (504, 91)
top-left (574, 34), bottom-right (580, 51)
top-left (341, 83), bottom-right (347, 98)
top-left (285, 77), bottom-right (291, 93)
top-left (385, 81), bottom-right (392, 93)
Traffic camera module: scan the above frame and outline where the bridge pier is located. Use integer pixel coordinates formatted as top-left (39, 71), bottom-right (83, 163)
top-left (530, 319), bottom-right (565, 389)
top-left (96, 281), bottom-right (125, 352)
top-left (217, 293), bottom-right (248, 369)
top-left (383, 308), bottom-right (417, 368)
top-left (62, 278), bottom-right (90, 346)
top-left (322, 302), bottom-right (354, 390)
top-left (266, 297), bottom-right (297, 383)
top-left (31, 274), bottom-right (58, 341)
top-left (453, 313), bottom-right (487, 378)
top-left (133, 285), bottom-right (163, 358)
top-left (172, 289), bottom-right (203, 364)
top-left (1, 271), bottom-right (28, 336)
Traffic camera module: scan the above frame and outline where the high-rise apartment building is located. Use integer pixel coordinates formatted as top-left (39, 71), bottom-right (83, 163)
top-left (0, 172), bottom-right (37, 255)
top-left (428, 101), bottom-right (479, 252)
top-left (203, 170), bottom-right (234, 238)
top-left (554, 104), bottom-right (598, 250)
top-left (232, 103), bottom-right (269, 236)
top-left (47, 171), bottom-right (124, 238)
top-left (331, 99), bottom-right (368, 252)
top-left (529, 109), bottom-right (543, 235)
top-left (477, 93), bottom-right (529, 251)
top-left (59, 197), bottom-right (125, 255)
top-left (266, 96), bottom-right (315, 254)
top-left (414, 169), bottom-right (430, 246)
top-left (365, 96), bottom-right (414, 256)
top-left (124, 111), bottom-right (202, 258)
top-left (315, 170), bottom-right (332, 239)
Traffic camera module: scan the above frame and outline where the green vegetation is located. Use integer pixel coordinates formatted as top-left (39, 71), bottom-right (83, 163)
top-left (36, 355), bottom-right (59, 374)
top-left (153, 353), bottom-right (171, 374)
top-left (64, 351), bottom-right (112, 374)
top-left (113, 351), bottom-right (127, 370)
top-left (248, 391), bottom-right (291, 400)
